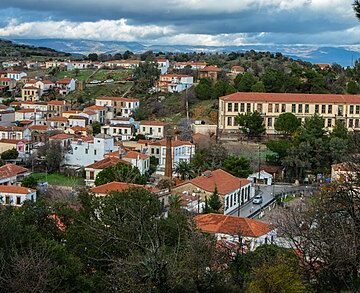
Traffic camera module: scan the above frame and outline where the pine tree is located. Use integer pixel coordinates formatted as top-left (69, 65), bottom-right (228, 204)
top-left (203, 196), bottom-right (211, 214)
top-left (208, 186), bottom-right (222, 213)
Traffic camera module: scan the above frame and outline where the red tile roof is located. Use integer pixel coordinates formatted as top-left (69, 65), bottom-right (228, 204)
top-left (85, 157), bottom-right (130, 169)
top-left (200, 65), bottom-right (221, 72)
top-left (220, 92), bottom-right (360, 104)
top-left (47, 100), bottom-right (66, 106)
top-left (0, 138), bottom-right (30, 145)
top-left (49, 133), bottom-right (74, 140)
top-left (0, 77), bottom-right (13, 82)
top-left (195, 213), bottom-right (271, 237)
top-left (185, 169), bottom-right (251, 195)
top-left (0, 185), bottom-right (34, 194)
top-left (0, 163), bottom-right (29, 179)
top-left (85, 105), bottom-right (107, 111)
top-left (29, 125), bottom-right (49, 131)
top-left (123, 150), bottom-right (149, 160)
top-left (56, 77), bottom-right (74, 84)
top-left (47, 116), bottom-right (68, 122)
top-left (70, 126), bottom-right (88, 132)
top-left (90, 181), bottom-right (158, 194)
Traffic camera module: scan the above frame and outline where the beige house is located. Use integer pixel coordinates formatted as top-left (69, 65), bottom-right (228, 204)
top-left (138, 121), bottom-right (170, 139)
top-left (22, 86), bottom-right (40, 101)
top-left (219, 92), bottom-right (360, 134)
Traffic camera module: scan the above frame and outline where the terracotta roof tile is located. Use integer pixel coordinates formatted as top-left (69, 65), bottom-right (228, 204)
top-left (85, 157), bottom-right (130, 169)
top-left (0, 163), bottom-right (29, 179)
top-left (90, 181), bottom-right (158, 194)
top-left (123, 150), bottom-right (149, 160)
top-left (195, 213), bottom-right (271, 237)
top-left (185, 169), bottom-right (251, 195)
top-left (220, 92), bottom-right (360, 104)
top-left (0, 185), bottom-right (34, 194)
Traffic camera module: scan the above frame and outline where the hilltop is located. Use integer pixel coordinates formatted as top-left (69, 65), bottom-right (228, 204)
top-left (0, 39), bottom-right (71, 60)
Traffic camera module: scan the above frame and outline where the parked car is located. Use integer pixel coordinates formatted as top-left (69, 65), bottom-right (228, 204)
top-left (252, 195), bottom-right (263, 204)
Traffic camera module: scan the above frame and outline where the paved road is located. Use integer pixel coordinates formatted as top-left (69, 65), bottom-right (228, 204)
top-left (229, 184), bottom-right (312, 218)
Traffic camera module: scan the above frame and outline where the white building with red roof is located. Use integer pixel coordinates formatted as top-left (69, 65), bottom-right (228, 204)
top-left (219, 92), bottom-right (360, 134)
top-left (6, 71), bottom-right (27, 81)
top-left (64, 134), bottom-right (119, 168)
top-left (173, 169), bottom-right (254, 215)
top-left (136, 139), bottom-right (195, 174)
top-left (55, 77), bottom-right (76, 95)
top-left (138, 120), bottom-right (170, 139)
top-left (195, 213), bottom-right (276, 251)
top-left (95, 96), bottom-right (140, 118)
top-left (84, 156), bottom-right (130, 186)
top-left (0, 163), bottom-right (31, 185)
top-left (0, 185), bottom-right (36, 206)
top-left (157, 74), bottom-right (193, 93)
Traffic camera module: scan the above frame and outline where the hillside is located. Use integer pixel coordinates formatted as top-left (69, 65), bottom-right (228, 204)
top-left (12, 38), bottom-right (360, 66)
top-left (0, 39), bottom-right (71, 59)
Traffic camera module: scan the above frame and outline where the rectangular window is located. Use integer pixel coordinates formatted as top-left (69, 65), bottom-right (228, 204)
top-left (257, 103), bottom-right (263, 113)
top-left (240, 103), bottom-right (245, 112)
top-left (234, 103), bottom-right (239, 112)
top-left (281, 104), bottom-right (286, 112)
top-left (227, 117), bottom-right (232, 126)
top-left (328, 105), bottom-right (332, 114)
top-left (305, 104), bottom-right (309, 113)
top-left (246, 103), bottom-right (251, 112)
top-left (315, 105), bottom-right (319, 113)
top-left (350, 105), bottom-right (354, 114)
top-left (90, 171), bottom-right (94, 180)
top-left (292, 104), bottom-right (296, 113)
top-left (85, 148), bottom-right (88, 154)
top-left (321, 105), bottom-right (326, 114)
top-left (338, 105), bottom-right (344, 116)
top-left (158, 128), bottom-right (161, 132)
top-left (356, 119), bottom-right (360, 128)
top-left (267, 117), bottom-right (272, 127)
top-left (356, 106), bottom-right (360, 115)
top-left (94, 150), bottom-right (97, 155)
top-left (156, 149), bottom-right (160, 155)
top-left (298, 104), bottom-right (303, 113)
top-left (16, 196), bottom-right (21, 205)
top-left (225, 197), bottom-right (229, 210)
top-left (349, 119), bottom-right (354, 128)
top-left (268, 103), bottom-right (273, 113)
top-left (5, 196), bottom-right (10, 204)
top-left (275, 104), bottom-right (279, 113)
top-left (327, 119), bottom-right (332, 128)
top-left (227, 103), bottom-right (232, 112)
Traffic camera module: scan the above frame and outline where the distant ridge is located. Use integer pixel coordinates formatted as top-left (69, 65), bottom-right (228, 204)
top-left (10, 38), bottom-right (360, 67)
top-left (0, 38), bottom-right (71, 59)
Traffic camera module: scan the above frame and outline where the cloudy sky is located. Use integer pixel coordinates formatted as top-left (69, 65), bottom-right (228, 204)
top-left (0, 0), bottom-right (359, 46)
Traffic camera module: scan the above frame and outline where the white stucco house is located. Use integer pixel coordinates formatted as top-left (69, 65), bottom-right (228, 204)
top-left (173, 169), bottom-right (254, 215)
top-left (6, 71), bottom-right (27, 81)
top-left (248, 170), bottom-right (273, 185)
top-left (195, 213), bottom-right (276, 252)
top-left (0, 185), bottom-right (36, 206)
top-left (65, 134), bottom-right (119, 167)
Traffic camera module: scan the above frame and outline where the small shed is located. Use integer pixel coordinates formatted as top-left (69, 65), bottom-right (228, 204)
top-left (248, 170), bottom-right (273, 185)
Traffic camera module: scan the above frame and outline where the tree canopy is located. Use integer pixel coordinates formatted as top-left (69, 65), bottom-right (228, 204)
top-left (95, 162), bottom-right (146, 186)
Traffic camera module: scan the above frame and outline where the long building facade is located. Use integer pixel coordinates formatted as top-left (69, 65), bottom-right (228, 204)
top-left (219, 92), bottom-right (360, 134)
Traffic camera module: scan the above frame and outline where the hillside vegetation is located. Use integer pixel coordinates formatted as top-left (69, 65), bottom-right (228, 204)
top-left (0, 39), bottom-right (71, 59)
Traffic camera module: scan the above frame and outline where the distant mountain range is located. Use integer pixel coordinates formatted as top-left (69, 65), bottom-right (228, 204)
top-left (11, 38), bottom-right (360, 67)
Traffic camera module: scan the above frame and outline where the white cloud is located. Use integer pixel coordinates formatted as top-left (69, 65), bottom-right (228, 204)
top-left (0, 18), bottom-right (174, 41)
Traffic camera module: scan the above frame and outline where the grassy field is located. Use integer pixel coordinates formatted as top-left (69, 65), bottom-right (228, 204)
top-left (65, 82), bottom-right (134, 103)
top-left (32, 173), bottom-right (85, 187)
top-left (56, 69), bottom-right (95, 81)
top-left (55, 69), bottom-right (132, 82)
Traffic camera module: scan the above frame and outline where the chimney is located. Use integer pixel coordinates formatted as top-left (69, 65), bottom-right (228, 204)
top-left (165, 131), bottom-right (173, 178)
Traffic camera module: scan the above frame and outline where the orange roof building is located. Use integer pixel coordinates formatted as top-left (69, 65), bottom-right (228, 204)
top-left (89, 181), bottom-right (159, 196)
top-left (173, 169), bottom-right (254, 215)
top-left (195, 213), bottom-right (275, 251)
top-left (219, 92), bottom-right (360, 134)
top-left (0, 163), bottom-right (30, 185)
